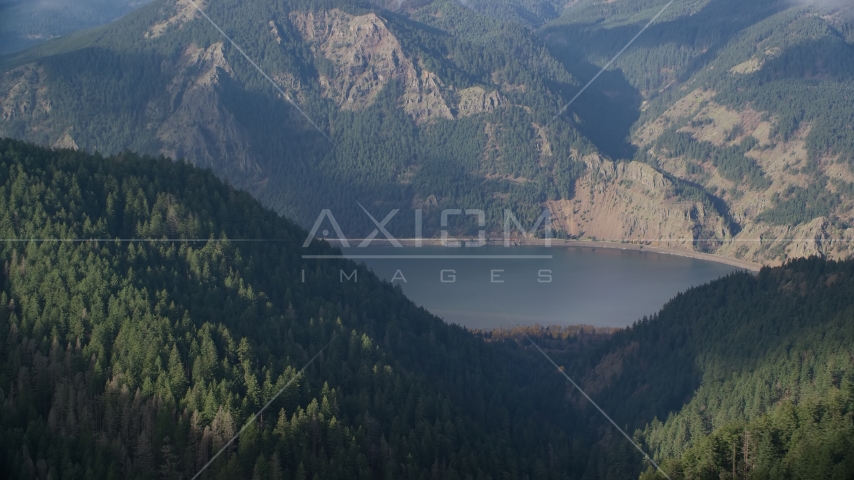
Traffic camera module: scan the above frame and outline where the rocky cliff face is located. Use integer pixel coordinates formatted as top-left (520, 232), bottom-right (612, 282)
top-left (548, 155), bottom-right (732, 252)
top-left (713, 218), bottom-right (854, 265)
top-left (290, 9), bottom-right (504, 122)
top-left (155, 42), bottom-right (259, 175)
top-left (457, 86), bottom-right (504, 117)
top-left (0, 65), bottom-right (58, 145)
top-left (145, 0), bottom-right (203, 39)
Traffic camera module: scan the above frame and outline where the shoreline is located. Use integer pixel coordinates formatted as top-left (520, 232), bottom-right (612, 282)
top-left (559, 240), bottom-right (763, 271)
top-left (324, 238), bottom-right (764, 271)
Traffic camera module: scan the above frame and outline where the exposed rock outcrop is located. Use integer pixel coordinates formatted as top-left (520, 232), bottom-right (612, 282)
top-left (457, 86), bottom-right (504, 117)
top-left (290, 9), bottom-right (453, 122)
top-left (155, 43), bottom-right (259, 174)
top-left (290, 9), bottom-right (506, 122)
top-left (145, 0), bottom-right (204, 39)
top-left (52, 131), bottom-right (78, 150)
top-left (715, 219), bottom-right (854, 265)
top-left (0, 65), bottom-right (50, 122)
top-left (548, 155), bottom-right (732, 251)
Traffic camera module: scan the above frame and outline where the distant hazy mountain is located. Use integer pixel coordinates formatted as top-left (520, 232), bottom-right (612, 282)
top-left (0, 0), bottom-right (154, 54)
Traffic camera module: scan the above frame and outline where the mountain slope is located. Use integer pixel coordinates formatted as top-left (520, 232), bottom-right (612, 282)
top-left (541, 0), bottom-right (854, 263)
top-left (0, 0), bottom-right (577, 234)
top-left (524, 256), bottom-right (854, 479)
top-left (4, 0), bottom-right (854, 263)
top-left (0, 138), bottom-right (591, 479)
top-left (0, 0), bottom-right (735, 247)
top-left (2, 139), bottom-right (853, 480)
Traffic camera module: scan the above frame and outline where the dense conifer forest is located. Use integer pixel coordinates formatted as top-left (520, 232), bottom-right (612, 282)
top-left (579, 257), bottom-right (854, 479)
top-left (0, 139), bottom-right (592, 479)
top-left (1, 139), bottom-right (853, 479)
top-left (2, 0), bottom-right (854, 476)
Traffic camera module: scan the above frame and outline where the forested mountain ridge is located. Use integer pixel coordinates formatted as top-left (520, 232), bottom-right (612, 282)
top-left (0, 138), bottom-right (593, 479)
top-left (452, 255), bottom-right (854, 479)
top-left (528, 255), bottom-right (854, 479)
top-left (0, 0), bottom-right (736, 248)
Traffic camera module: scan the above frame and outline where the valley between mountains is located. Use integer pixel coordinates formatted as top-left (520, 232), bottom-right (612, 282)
top-left (2, 2), bottom-right (854, 480)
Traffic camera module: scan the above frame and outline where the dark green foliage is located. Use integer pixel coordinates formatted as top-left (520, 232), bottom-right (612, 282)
top-left (705, 11), bottom-right (854, 164)
top-left (542, 0), bottom-right (787, 108)
top-left (551, 256), bottom-right (854, 479)
top-left (0, 138), bottom-right (589, 479)
top-left (654, 130), bottom-right (770, 189)
top-left (640, 391), bottom-right (854, 479)
top-left (756, 181), bottom-right (845, 225)
top-left (2, 139), bottom-right (854, 479)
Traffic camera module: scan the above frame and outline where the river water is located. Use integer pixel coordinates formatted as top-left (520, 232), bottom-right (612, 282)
top-left (341, 245), bottom-right (744, 329)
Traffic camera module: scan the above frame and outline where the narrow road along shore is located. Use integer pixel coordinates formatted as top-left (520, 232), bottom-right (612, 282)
top-left (322, 238), bottom-right (765, 272)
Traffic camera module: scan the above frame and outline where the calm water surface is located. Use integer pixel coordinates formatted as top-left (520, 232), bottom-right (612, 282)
top-left (341, 245), bottom-right (744, 329)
